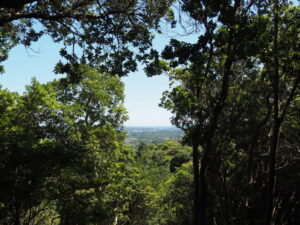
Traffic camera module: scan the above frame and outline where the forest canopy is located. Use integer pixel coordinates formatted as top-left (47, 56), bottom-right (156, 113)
top-left (0, 0), bottom-right (299, 225)
top-left (0, 0), bottom-right (175, 77)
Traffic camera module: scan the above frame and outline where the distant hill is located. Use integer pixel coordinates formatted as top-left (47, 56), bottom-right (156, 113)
top-left (125, 126), bottom-right (184, 145)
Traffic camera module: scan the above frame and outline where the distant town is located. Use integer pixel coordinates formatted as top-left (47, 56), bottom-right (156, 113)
top-left (125, 126), bottom-right (184, 145)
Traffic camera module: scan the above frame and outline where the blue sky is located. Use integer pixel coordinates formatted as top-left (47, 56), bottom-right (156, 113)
top-left (7, 0), bottom-right (295, 125)
top-left (0, 33), bottom-right (180, 126)
top-left (0, 7), bottom-right (201, 127)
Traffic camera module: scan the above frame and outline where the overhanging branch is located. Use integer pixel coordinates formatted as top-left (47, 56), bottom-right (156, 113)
top-left (0, 9), bottom-right (132, 26)
top-left (0, 0), bottom-right (42, 9)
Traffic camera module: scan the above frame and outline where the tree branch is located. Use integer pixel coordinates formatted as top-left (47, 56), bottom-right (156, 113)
top-left (0, 0), bottom-right (42, 9)
top-left (279, 73), bottom-right (300, 123)
top-left (0, 9), bottom-right (132, 26)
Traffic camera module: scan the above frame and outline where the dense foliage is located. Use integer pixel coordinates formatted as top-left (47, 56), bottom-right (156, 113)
top-left (0, 0), bottom-right (175, 76)
top-left (0, 66), bottom-right (142, 225)
top-left (0, 0), bottom-right (299, 225)
top-left (155, 1), bottom-right (300, 225)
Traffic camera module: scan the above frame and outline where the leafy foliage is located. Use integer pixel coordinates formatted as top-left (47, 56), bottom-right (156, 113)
top-left (0, 0), bottom-right (175, 78)
top-left (0, 1), bottom-right (299, 225)
top-left (157, 2), bottom-right (299, 225)
top-left (0, 66), bottom-right (144, 225)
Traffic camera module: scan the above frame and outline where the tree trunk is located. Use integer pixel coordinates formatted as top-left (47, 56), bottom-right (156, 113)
top-left (198, 146), bottom-right (209, 225)
top-left (192, 141), bottom-right (201, 225)
top-left (14, 206), bottom-right (21, 225)
top-left (193, 1), bottom-right (241, 223)
top-left (197, 23), bottom-right (235, 225)
top-left (264, 1), bottom-right (280, 224)
top-left (264, 120), bottom-right (280, 225)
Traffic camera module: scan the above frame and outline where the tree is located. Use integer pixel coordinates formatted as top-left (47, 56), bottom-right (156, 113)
top-left (153, 1), bottom-right (268, 222)
top-left (0, 65), bottom-right (144, 224)
top-left (151, 162), bottom-right (194, 225)
top-left (262, 2), bottom-right (300, 224)
top-left (0, 0), bottom-right (175, 77)
top-left (156, 1), bottom-right (299, 224)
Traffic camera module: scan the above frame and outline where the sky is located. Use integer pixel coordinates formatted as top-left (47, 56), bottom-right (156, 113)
top-left (1, 1), bottom-right (299, 126)
top-left (0, 33), bottom-right (182, 127)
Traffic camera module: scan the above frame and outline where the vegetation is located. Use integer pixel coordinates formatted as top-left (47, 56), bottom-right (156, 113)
top-left (0, 0), bottom-right (299, 225)
top-left (125, 127), bottom-right (184, 145)
top-left (0, 0), bottom-right (175, 76)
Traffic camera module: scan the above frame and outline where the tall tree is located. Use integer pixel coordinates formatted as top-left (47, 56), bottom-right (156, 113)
top-left (148, 1), bottom-right (269, 224)
top-left (263, 2), bottom-right (300, 224)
